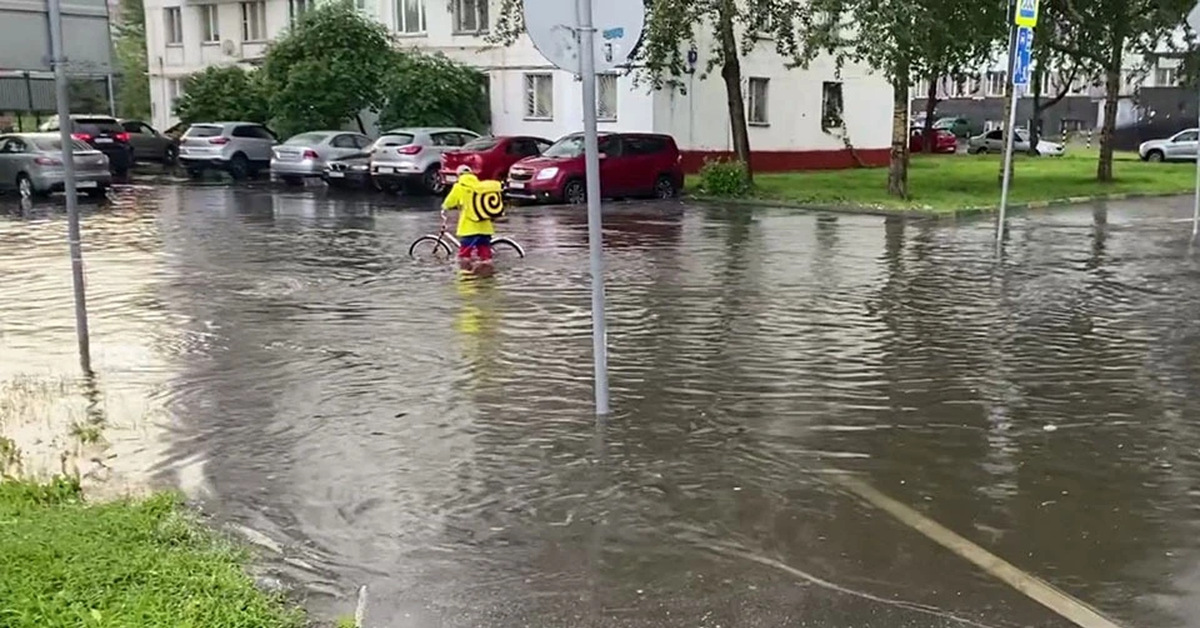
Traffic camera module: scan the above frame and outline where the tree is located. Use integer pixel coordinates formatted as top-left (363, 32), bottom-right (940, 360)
top-left (1043, 0), bottom-right (1191, 181)
top-left (261, 0), bottom-right (396, 137)
top-left (174, 66), bottom-right (270, 124)
top-left (377, 51), bottom-right (490, 132)
top-left (1026, 8), bottom-right (1086, 156)
top-left (489, 0), bottom-right (836, 185)
top-left (113, 0), bottom-right (150, 120)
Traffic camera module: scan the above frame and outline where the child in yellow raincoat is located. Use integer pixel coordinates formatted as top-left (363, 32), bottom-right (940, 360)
top-left (441, 165), bottom-right (506, 275)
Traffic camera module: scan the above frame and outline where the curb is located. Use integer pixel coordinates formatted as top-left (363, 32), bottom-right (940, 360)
top-left (686, 191), bottom-right (1189, 220)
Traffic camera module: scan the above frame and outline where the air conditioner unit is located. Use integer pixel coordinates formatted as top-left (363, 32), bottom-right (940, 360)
top-left (221, 39), bottom-right (240, 57)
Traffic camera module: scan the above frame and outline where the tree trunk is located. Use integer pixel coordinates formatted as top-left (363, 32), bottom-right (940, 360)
top-left (1028, 62), bottom-right (1043, 156)
top-left (355, 114), bottom-right (367, 135)
top-left (1097, 44), bottom-right (1123, 183)
top-left (717, 0), bottom-right (753, 183)
top-left (922, 70), bottom-right (939, 153)
top-left (888, 70), bottom-right (910, 198)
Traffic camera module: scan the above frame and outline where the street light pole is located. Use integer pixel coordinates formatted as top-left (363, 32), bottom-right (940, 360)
top-left (48, 0), bottom-right (93, 375)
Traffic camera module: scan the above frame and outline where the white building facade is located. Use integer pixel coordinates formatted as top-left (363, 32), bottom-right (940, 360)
top-left (142, 0), bottom-right (893, 170)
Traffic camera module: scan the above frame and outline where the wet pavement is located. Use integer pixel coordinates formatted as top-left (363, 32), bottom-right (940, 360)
top-left (3, 183), bottom-right (1200, 627)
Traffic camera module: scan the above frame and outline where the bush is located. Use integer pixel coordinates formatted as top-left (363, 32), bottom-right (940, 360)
top-left (697, 159), bottom-right (751, 197)
top-left (174, 66), bottom-right (269, 125)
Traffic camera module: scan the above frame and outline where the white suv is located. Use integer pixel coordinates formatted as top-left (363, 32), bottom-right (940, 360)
top-left (178, 122), bottom-right (279, 180)
top-left (370, 127), bottom-right (479, 194)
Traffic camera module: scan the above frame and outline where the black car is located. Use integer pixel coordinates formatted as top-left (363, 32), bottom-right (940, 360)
top-left (40, 115), bottom-right (133, 177)
top-left (323, 152), bottom-right (373, 189)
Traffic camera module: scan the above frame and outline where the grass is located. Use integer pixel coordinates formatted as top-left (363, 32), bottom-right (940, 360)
top-left (0, 477), bottom-right (308, 628)
top-left (688, 150), bottom-right (1198, 214)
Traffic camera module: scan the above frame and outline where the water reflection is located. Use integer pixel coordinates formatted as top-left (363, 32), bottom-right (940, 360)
top-left (3, 187), bottom-right (1200, 625)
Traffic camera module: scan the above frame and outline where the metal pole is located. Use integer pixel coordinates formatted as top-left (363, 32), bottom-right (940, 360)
top-left (1193, 77), bottom-right (1200, 239)
top-left (106, 74), bottom-right (117, 117)
top-left (49, 0), bottom-right (93, 375)
top-left (997, 25), bottom-right (1020, 247)
top-left (577, 0), bottom-right (610, 415)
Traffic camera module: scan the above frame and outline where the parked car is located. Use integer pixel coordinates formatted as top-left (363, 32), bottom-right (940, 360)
top-left (119, 119), bottom-right (179, 164)
top-left (178, 122), bottom-right (278, 180)
top-left (370, 127), bottom-right (480, 194)
top-left (440, 135), bottom-right (553, 184)
top-left (1138, 128), bottom-right (1198, 162)
top-left (505, 132), bottom-right (684, 205)
top-left (0, 133), bottom-right (112, 199)
top-left (967, 129), bottom-right (1065, 156)
top-left (934, 116), bottom-right (973, 138)
top-left (38, 114), bottom-right (133, 177)
top-left (909, 127), bottom-right (958, 154)
top-left (271, 131), bottom-right (372, 185)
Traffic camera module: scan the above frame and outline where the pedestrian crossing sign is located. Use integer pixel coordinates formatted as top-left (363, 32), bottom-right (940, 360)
top-left (1015, 0), bottom-right (1039, 27)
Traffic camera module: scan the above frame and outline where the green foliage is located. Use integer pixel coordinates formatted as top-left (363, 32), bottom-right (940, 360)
top-left (114, 0), bottom-right (150, 120)
top-left (697, 159), bottom-right (751, 197)
top-left (262, 0), bottom-right (395, 137)
top-left (0, 479), bottom-right (305, 628)
top-left (377, 51), bottom-right (490, 132)
top-left (174, 66), bottom-right (270, 125)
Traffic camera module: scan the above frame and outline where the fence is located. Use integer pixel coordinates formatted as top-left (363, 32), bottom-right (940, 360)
top-left (0, 72), bottom-right (114, 131)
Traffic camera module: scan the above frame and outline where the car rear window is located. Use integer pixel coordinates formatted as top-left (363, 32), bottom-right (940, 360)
top-left (74, 118), bottom-right (123, 134)
top-left (462, 137), bottom-right (499, 151)
top-left (185, 125), bottom-right (224, 138)
top-left (32, 138), bottom-right (93, 152)
top-left (376, 133), bottom-right (414, 147)
top-left (285, 132), bottom-right (331, 145)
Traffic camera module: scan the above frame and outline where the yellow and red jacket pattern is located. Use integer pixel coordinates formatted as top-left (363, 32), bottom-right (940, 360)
top-left (441, 173), bottom-right (505, 237)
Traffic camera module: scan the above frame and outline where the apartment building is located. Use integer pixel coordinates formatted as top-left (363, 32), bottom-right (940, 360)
top-left (143, 0), bottom-right (894, 170)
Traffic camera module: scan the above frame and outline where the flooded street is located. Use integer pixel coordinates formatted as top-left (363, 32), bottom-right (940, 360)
top-left (4, 184), bottom-right (1200, 626)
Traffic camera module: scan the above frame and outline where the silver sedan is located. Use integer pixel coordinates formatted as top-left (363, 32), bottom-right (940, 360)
top-left (0, 133), bottom-right (112, 199)
top-left (270, 131), bottom-right (373, 185)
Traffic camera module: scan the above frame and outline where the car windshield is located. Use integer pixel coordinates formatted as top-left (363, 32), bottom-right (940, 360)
top-left (462, 137), bottom-right (499, 151)
top-left (374, 134), bottom-right (414, 148)
top-left (285, 132), bottom-right (331, 146)
top-left (31, 138), bottom-right (93, 152)
top-left (185, 125), bottom-right (224, 138)
top-left (543, 136), bottom-right (586, 158)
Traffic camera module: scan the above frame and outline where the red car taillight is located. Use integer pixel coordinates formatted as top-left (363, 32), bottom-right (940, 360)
top-left (397, 145), bottom-right (422, 155)
top-left (34, 156), bottom-right (62, 166)
top-left (114, 132), bottom-right (130, 142)
top-left (71, 133), bottom-right (92, 142)
top-left (208, 137), bottom-right (230, 145)
top-left (303, 149), bottom-right (319, 160)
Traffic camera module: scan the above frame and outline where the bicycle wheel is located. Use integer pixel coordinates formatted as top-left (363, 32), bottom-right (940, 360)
top-left (492, 237), bottom-right (526, 258)
top-left (409, 235), bottom-right (453, 259)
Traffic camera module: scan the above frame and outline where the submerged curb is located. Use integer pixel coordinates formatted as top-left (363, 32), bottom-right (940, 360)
top-left (686, 191), bottom-right (1189, 220)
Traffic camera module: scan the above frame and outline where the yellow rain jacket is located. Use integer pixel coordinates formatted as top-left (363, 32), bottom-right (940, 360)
top-left (441, 173), bottom-right (505, 237)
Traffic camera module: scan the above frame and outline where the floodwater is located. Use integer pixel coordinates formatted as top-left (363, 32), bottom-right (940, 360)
top-left (3, 184), bottom-right (1200, 627)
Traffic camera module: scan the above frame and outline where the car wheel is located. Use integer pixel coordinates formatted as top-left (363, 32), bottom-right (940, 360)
top-left (971, 146), bottom-right (987, 155)
top-left (563, 179), bottom-right (587, 205)
top-left (163, 145), bottom-right (178, 165)
top-left (228, 154), bottom-right (250, 180)
top-left (423, 166), bottom-right (445, 195)
top-left (16, 174), bottom-right (34, 200)
top-left (653, 175), bottom-right (678, 199)
top-left (1147, 150), bottom-right (1164, 163)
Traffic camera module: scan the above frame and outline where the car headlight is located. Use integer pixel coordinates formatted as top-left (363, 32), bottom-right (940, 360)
top-left (536, 167), bottom-right (559, 180)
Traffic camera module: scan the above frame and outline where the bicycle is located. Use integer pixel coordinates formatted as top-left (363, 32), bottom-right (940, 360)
top-left (408, 212), bottom-right (526, 259)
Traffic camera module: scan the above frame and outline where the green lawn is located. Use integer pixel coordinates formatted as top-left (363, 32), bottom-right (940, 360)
top-left (689, 151), bottom-right (1198, 214)
top-left (0, 478), bottom-right (307, 628)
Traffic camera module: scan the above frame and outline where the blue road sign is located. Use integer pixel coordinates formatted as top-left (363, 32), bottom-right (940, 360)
top-left (1013, 26), bottom-right (1033, 86)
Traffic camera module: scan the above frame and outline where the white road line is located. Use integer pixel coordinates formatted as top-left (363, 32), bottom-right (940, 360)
top-left (833, 473), bottom-right (1124, 628)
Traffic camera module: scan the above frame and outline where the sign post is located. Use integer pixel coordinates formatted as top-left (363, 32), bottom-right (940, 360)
top-left (522, 0), bottom-right (645, 415)
top-left (997, 0), bottom-right (1038, 248)
top-left (1188, 2), bottom-right (1200, 239)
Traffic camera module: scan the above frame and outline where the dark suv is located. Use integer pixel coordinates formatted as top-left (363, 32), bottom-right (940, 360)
top-left (505, 132), bottom-right (684, 205)
top-left (39, 114), bottom-right (133, 177)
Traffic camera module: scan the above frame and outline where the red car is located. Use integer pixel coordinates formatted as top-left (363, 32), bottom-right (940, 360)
top-left (505, 132), bottom-right (684, 205)
top-left (909, 127), bottom-right (958, 154)
top-left (440, 135), bottom-right (553, 184)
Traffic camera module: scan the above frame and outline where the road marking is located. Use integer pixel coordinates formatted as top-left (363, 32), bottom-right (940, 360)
top-left (832, 473), bottom-right (1124, 628)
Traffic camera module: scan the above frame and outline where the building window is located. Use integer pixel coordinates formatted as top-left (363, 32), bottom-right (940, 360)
top-left (395, 0), bottom-right (425, 34)
top-left (821, 81), bottom-right (844, 130)
top-left (200, 5), bottom-right (220, 43)
top-left (288, 0), bottom-right (310, 25)
top-left (1155, 67), bottom-right (1179, 87)
top-left (241, 1), bottom-right (267, 41)
top-left (747, 77), bottom-right (769, 125)
top-left (168, 78), bottom-right (183, 112)
top-left (453, 0), bottom-right (488, 33)
top-left (524, 73), bottom-right (553, 120)
top-left (164, 7), bottom-right (183, 45)
top-left (597, 74), bottom-right (617, 121)
top-left (986, 71), bottom-right (1006, 97)
top-left (355, 0), bottom-right (367, 10)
